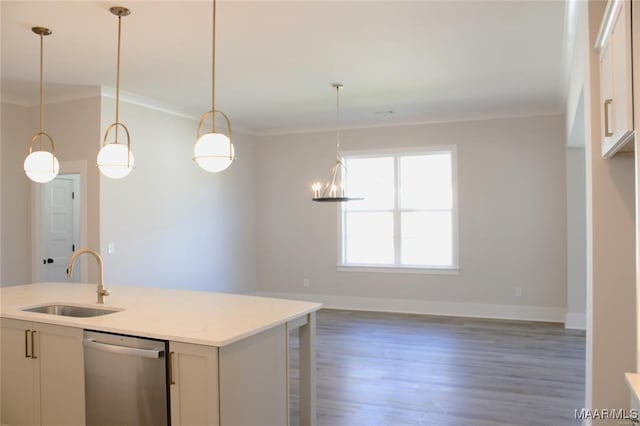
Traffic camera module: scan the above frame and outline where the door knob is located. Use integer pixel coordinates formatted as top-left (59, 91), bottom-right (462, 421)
top-left (43, 258), bottom-right (54, 264)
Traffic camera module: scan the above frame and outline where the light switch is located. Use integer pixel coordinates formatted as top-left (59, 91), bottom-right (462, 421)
top-left (108, 242), bottom-right (115, 255)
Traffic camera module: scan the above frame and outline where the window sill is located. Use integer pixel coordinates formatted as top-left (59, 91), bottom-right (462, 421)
top-left (336, 264), bottom-right (460, 275)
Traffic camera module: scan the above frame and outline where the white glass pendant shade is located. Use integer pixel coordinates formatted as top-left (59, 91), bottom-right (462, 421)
top-left (194, 132), bottom-right (234, 173)
top-left (24, 151), bottom-right (60, 183)
top-left (97, 143), bottom-right (135, 179)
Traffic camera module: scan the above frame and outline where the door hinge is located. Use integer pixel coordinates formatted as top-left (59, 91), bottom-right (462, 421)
top-left (72, 192), bottom-right (75, 200)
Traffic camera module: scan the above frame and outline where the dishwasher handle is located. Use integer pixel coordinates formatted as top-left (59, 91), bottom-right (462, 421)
top-left (84, 338), bottom-right (164, 359)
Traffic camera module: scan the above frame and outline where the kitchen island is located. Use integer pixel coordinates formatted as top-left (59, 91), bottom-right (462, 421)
top-left (0, 282), bottom-right (321, 426)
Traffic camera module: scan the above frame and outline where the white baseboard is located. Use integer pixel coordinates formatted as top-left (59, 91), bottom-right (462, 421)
top-left (564, 312), bottom-right (586, 330)
top-left (255, 291), bottom-right (567, 324)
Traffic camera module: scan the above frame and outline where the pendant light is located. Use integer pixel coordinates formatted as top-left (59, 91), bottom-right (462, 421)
top-left (193, 0), bottom-right (234, 173)
top-left (97, 6), bottom-right (134, 179)
top-left (311, 84), bottom-right (363, 202)
top-left (24, 27), bottom-right (60, 184)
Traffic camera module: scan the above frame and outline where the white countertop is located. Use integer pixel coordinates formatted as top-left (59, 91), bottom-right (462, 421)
top-left (0, 283), bottom-right (321, 346)
top-left (626, 372), bottom-right (640, 403)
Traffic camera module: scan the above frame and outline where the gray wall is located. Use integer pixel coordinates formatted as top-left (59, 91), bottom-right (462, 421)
top-left (255, 114), bottom-right (568, 321)
top-left (1, 103), bottom-right (32, 286)
top-left (1, 96), bottom-right (257, 295)
top-left (41, 96), bottom-right (102, 282)
top-left (566, 147), bottom-right (586, 328)
top-left (99, 98), bottom-right (257, 293)
top-left (1, 97), bottom-right (102, 286)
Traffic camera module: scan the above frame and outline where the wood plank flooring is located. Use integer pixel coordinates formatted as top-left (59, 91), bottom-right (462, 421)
top-left (289, 309), bottom-right (585, 426)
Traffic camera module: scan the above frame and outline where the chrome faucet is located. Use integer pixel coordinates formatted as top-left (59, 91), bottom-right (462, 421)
top-left (67, 248), bottom-right (110, 304)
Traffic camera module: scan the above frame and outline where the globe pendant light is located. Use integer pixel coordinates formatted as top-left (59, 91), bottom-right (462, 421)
top-left (24, 27), bottom-right (60, 184)
top-left (311, 84), bottom-right (363, 202)
top-left (97, 6), bottom-right (134, 179)
top-left (194, 0), bottom-right (234, 173)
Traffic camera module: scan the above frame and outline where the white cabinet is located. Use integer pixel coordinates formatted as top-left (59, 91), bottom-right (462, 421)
top-left (597, 0), bottom-right (635, 157)
top-left (169, 324), bottom-right (288, 426)
top-left (0, 318), bottom-right (85, 426)
top-left (219, 325), bottom-right (288, 426)
top-left (169, 341), bottom-right (220, 426)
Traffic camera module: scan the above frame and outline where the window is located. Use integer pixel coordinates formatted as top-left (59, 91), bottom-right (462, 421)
top-left (340, 147), bottom-right (458, 271)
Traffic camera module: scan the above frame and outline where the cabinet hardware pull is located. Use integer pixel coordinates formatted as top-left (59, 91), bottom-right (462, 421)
top-left (25, 330), bottom-right (31, 358)
top-left (168, 351), bottom-right (175, 385)
top-left (83, 339), bottom-right (164, 358)
top-left (604, 98), bottom-right (614, 137)
top-left (31, 330), bottom-right (37, 359)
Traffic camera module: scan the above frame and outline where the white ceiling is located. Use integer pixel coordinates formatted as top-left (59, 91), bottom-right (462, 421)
top-left (1, 0), bottom-right (567, 135)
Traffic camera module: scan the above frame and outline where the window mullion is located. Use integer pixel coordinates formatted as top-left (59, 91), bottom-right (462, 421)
top-left (393, 155), bottom-right (401, 266)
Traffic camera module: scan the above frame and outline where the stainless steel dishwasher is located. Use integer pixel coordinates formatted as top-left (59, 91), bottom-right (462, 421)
top-left (83, 330), bottom-right (169, 426)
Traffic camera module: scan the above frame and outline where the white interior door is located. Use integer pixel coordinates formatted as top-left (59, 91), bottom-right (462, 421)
top-left (42, 176), bottom-right (77, 282)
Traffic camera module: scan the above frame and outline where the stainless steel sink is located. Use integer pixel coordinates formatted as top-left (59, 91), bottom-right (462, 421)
top-left (21, 304), bottom-right (120, 318)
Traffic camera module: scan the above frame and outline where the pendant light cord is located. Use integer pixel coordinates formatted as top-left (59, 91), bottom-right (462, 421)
top-left (39, 33), bottom-right (44, 149)
top-left (115, 13), bottom-right (123, 142)
top-left (336, 84), bottom-right (341, 160)
top-left (212, 0), bottom-right (217, 132)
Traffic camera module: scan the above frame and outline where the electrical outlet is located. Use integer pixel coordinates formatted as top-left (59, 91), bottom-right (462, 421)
top-left (303, 278), bottom-right (310, 288)
top-left (515, 287), bottom-right (522, 297)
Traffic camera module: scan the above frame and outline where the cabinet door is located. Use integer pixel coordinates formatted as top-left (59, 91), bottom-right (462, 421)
top-left (34, 323), bottom-right (85, 426)
top-left (219, 325), bottom-right (288, 426)
top-left (612, 0), bottom-right (633, 142)
top-left (599, 0), bottom-right (634, 157)
top-left (0, 318), bottom-right (37, 426)
top-left (169, 342), bottom-right (219, 426)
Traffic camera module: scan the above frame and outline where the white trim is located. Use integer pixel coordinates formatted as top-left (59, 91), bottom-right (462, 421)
top-left (100, 86), bottom-right (258, 136)
top-left (255, 291), bottom-right (566, 323)
top-left (257, 111), bottom-right (565, 137)
top-left (32, 179), bottom-right (43, 282)
top-left (336, 265), bottom-right (459, 275)
top-left (451, 145), bottom-right (460, 268)
top-left (340, 144), bottom-right (457, 157)
top-left (100, 86), bottom-right (199, 121)
top-left (602, 130), bottom-right (635, 159)
top-left (3, 90), bottom-right (563, 139)
top-left (70, 174), bottom-right (81, 283)
top-left (32, 161), bottom-right (89, 284)
top-left (595, 0), bottom-right (622, 52)
top-left (565, 312), bottom-right (586, 330)
top-left (1, 86), bottom-right (101, 108)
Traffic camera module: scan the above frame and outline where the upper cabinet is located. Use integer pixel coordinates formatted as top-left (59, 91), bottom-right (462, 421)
top-left (596, 0), bottom-right (634, 158)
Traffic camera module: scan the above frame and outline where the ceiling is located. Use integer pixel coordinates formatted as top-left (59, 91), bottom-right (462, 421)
top-left (1, 1), bottom-right (567, 135)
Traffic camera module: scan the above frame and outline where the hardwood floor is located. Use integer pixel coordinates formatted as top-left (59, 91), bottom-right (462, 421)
top-left (289, 309), bottom-right (585, 426)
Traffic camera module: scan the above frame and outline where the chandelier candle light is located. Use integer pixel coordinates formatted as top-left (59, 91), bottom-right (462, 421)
top-left (97, 6), bottom-right (134, 179)
top-left (193, 0), bottom-right (235, 173)
top-left (311, 84), bottom-right (363, 202)
top-left (24, 27), bottom-right (60, 184)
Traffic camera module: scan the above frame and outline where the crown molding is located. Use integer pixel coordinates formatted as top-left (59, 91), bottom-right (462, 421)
top-left (3, 83), bottom-right (562, 139)
top-left (255, 108), bottom-right (565, 137)
top-left (100, 86), bottom-right (199, 121)
top-left (1, 85), bottom-right (101, 108)
top-left (99, 86), bottom-right (258, 136)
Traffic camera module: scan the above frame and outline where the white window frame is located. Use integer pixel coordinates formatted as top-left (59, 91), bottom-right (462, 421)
top-left (337, 145), bottom-right (459, 275)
